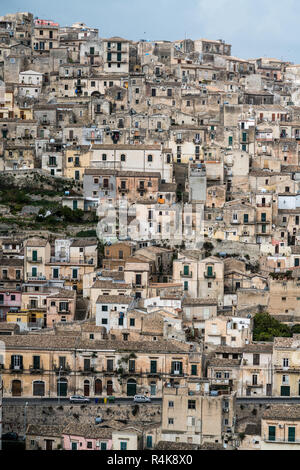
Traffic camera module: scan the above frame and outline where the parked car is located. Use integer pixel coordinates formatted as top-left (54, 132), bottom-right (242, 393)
top-left (133, 395), bottom-right (151, 403)
top-left (2, 432), bottom-right (18, 441)
top-left (69, 395), bottom-right (90, 404)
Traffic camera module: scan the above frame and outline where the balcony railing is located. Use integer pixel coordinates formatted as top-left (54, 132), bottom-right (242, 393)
top-left (204, 273), bottom-right (216, 279)
top-left (10, 365), bottom-right (23, 373)
top-left (26, 257), bottom-right (43, 263)
top-left (180, 271), bottom-right (192, 278)
top-left (29, 365), bottom-right (44, 374)
top-left (53, 364), bottom-right (71, 374)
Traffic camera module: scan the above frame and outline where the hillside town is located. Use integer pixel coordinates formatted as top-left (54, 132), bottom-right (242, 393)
top-left (2, 10), bottom-right (300, 452)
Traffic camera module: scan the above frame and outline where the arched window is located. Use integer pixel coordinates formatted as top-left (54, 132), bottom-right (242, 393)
top-left (12, 380), bottom-right (22, 397)
top-left (127, 379), bottom-right (136, 396)
top-left (95, 379), bottom-right (102, 395)
top-left (107, 380), bottom-right (113, 396)
top-left (84, 379), bottom-right (90, 397)
top-left (33, 380), bottom-right (45, 397)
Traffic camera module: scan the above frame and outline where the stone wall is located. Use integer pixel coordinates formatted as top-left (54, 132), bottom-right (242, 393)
top-left (2, 403), bottom-right (161, 434)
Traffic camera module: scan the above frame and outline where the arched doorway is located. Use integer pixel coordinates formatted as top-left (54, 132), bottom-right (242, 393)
top-left (84, 380), bottom-right (90, 397)
top-left (107, 380), bottom-right (113, 396)
top-left (33, 380), bottom-right (45, 397)
top-left (94, 379), bottom-right (102, 395)
top-left (12, 380), bottom-right (22, 397)
top-left (57, 377), bottom-right (68, 397)
top-left (127, 379), bottom-right (136, 396)
top-left (150, 382), bottom-right (156, 396)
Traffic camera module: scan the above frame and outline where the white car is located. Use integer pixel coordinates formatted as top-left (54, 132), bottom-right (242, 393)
top-left (70, 395), bottom-right (90, 404)
top-left (133, 395), bottom-right (151, 403)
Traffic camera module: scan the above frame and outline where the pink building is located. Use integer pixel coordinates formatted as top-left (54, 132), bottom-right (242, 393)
top-left (34, 19), bottom-right (59, 27)
top-left (46, 289), bottom-right (76, 327)
top-left (0, 289), bottom-right (22, 321)
top-left (62, 424), bottom-right (112, 450)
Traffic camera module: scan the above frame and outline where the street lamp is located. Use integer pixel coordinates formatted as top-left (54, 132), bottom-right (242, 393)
top-left (24, 401), bottom-right (28, 442)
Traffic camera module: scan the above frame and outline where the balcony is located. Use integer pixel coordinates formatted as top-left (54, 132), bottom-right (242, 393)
top-left (204, 273), bottom-right (216, 279)
top-left (180, 271), bottom-right (192, 278)
top-left (137, 187), bottom-right (147, 193)
top-left (53, 364), bottom-right (71, 375)
top-left (29, 365), bottom-right (44, 374)
top-left (58, 310), bottom-right (71, 315)
top-left (47, 162), bottom-right (57, 167)
top-left (10, 365), bottom-right (23, 373)
top-left (26, 274), bottom-right (46, 281)
top-left (27, 257), bottom-right (43, 263)
top-left (118, 187), bottom-right (129, 193)
top-left (79, 366), bottom-right (95, 375)
top-left (246, 381), bottom-right (263, 388)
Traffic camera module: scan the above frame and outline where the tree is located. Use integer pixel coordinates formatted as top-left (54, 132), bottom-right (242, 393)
top-left (253, 313), bottom-right (292, 342)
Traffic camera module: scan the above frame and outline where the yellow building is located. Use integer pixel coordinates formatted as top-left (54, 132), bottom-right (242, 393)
top-left (64, 146), bottom-right (92, 181)
top-left (6, 310), bottom-right (45, 332)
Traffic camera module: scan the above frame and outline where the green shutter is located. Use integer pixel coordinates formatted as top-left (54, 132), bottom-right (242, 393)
top-left (207, 266), bottom-right (213, 277)
top-left (268, 426), bottom-right (276, 441)
top-left (146, 436), bottom-right (153, 448)
top-left (228, 136), bottom-right (233, 146)
top-left (191, 365), bottom-right (197, 376)
top-left (150, 361), bottom-right (157, 373)
top-left (32, 250), bottom-right (37, 261)
top-left (288, 427), bottom-right (295, 442)
top-left (244, 214), bottom-right (249, 223)
top-left (184, 265), bottom-right (189, 276)
top-left (281, 386), bottom-right (290, 396)
top-left (32, 267), bottom-right (37, 277)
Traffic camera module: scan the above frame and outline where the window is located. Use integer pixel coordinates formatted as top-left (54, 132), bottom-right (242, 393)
top-left (252, 375), bottom-right (258, 385)
top-left (72, 269), bottom-right (78, 280)
top-left (168, 418), bottom-right (174, 425)
top-left (102, 305), bottom-right (108, 312)
top-left (120, 442), bottom-right (127, 450)
top-left (146, 435), bottom-right (153, 448)
top-left (120, 154), bottom-right (126, 162)
top-left (288, 427), bottom-right (296, 442)
top-left (253, 354), bottom-right (260, 366)
top-left (268, 426), bottom-right (276, 441)
top-left (147, 155), bottom-right (153, 162)
top-left (188, 400), bottom-right (196, 410)
top-left (86, 441), bottom-right (93, 449)
top-left (130, 318), bottom-right (135, 327)
top-left (150, 360), bottom-right (157, 374)
top-left (282, 375), bottom-right (289, 384)
top-left (168, 401), bottom-right (174, 408)
top-left (283, 358), bottom-right (289, 368)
